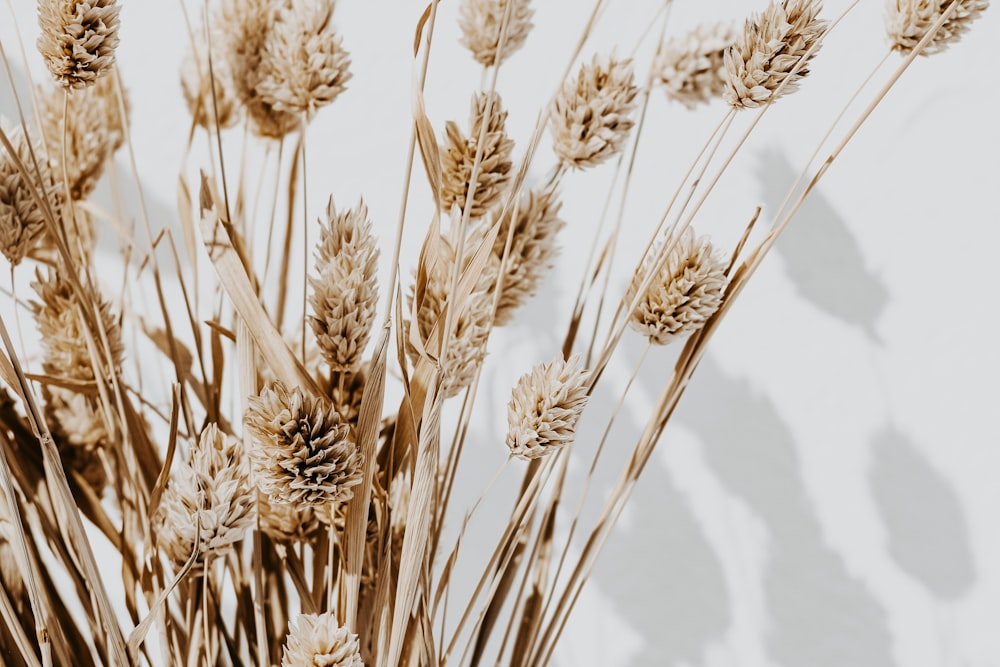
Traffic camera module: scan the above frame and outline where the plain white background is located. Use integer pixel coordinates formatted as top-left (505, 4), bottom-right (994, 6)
top-left (2, 1), bottom-right (999, 665)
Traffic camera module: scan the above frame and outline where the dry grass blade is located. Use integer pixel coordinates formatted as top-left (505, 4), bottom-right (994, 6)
top-left (197, 174), bottom-right (320, 396)
top-left (342, 324), bottom-right (390, 631)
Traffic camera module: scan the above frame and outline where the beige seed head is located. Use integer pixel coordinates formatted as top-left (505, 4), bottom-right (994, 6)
top-left (37, 0), bottom-right (121, 89)
top-left (886, 0), bottom-right (989, 55)
top-left (156, 424), bottom-right (256, 569)
top-left (244, 381), bottom-right (363, 507)
top-left (281, 612), bottom-right (364, 667)
top-left (723, 0), bottom-right (828, 109)
top-left (38, 74), bottom-right (124, 200)
top-left (459, 0), bottom-right (535, 67)
top-left (549, 53), bottom-right (639, 170)
top-left (406, 236), bottom-right (499, 398)
top-left (181, 40), bottom-right (240, 130)
top-left (440, 91), bottom-right (514, 219)
top-left (490, 184), bottom-right (565, 326)
top-left (0, 122), bottom-right (63, 266)
top-left (258, 493), bottom-right (323, 543)
top-left (309, 198), bottom-right (379, 373)
top-left (626, 227), bottom-right (728, 345)
top-left (31, 268), bottom-right (124, 381)
top-left (45, 389), bottom-right (110, 492)
top-left (656, 22), bottom-right (738, 109)
top-left (216, 0), bottom-right (302, 139)
top-left (256, 0), bottom-right (352, 119)
top-left (506, 354), bottom-right (589, 460)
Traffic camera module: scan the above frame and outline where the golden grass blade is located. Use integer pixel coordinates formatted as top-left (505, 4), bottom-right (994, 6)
top-left (0, 317), bottom-right (130, 667)
top-left (412, 72), bottom-right (442, 204)
top-left (198, 174), bottom-right (321, 396)
top-left (342, 324), bottom-right (390, 630)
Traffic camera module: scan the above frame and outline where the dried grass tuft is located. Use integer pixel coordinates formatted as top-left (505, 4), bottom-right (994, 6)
top-left (244, 380), bottom-right (363, 508)
top-left (549, 53), bottom-right (639, 170)
top-left (723, 0), bottom-right (828, 109)
top-left (885, 0), bottom-right (989, 54)
top-left (257, 0), bottom-right (352, 119)
top-left (506, 354), bottom-right (589, 459)
top-left (489, 183), bottom-right (565, 326)
top-left (626, 227), bottom-right (727, 345)
top-left (440, 91), bottom-right (514, 219)
top-left (459, 0), bottom-right (535, 67)
top-left (281, 612), bottom-right (364, 667)
top-left (38, 74), bottom-right (124, 200)
top-left (36, 0), bottom-right (121, 89)
top-left (656, 22), bottom-right (738, 109)
top-left (156, 424), bottom-right (256, 569)
top-left (0, 122), bottom-right (63, 266)
top-left (309, 198), bottom-right (379, 374)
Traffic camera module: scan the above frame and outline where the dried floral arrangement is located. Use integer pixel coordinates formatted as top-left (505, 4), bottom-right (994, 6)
top-left (0, 0), bottom-right (989, 665)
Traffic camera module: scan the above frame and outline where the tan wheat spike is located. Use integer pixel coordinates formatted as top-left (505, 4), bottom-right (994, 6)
top-left (37, 0), bottom-right (121, 89)
top-left (723, 0), bottom-right (828, 109)
top-left (459, 0), bottom-right (535, 67)
top-left (655, 22), bottom-right (738, 109)
top-left (886, 0), bottom-right (989, 54)
top-left (0, 122), bottom-right (63, 266)
top-left (506, 354), bottom-right (589, 460)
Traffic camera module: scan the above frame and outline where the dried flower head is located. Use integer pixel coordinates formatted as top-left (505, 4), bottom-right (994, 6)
top-left (216, 0), bottom-right (301, 139)
top-left (886, 0), bottom-right (989, 55)
top-left (549, 53), bottom-right (639, 170)
top-left (256, 0), bottom-right (352, 119)
top-left (309, 198), bottom-right (379, 373)
top-left (32, 269), bottom-right (123, 495)
top-left (37, 0), bottom-right (121, 89)
top-left (156, 424), bottom-right (256, 568)
top-left (406, 235), bottom-right (499, 398)
top-left (459, 0), bottom-right (534, 67)
top-left (723, 0), bottom-right (828, 109)
top-left (32, 268), bottom-right (123, 381)
top-left (440, 91), bottom-right (514, 219)
top-left (258, 493), bottom-right (323, 543)
top-left (0, 122), bottom-right (63, 266)
top-left (506, 354), bottom-right (589, 460)
top-left (627, 227), bottom-right (728, 345)
top-left (244, 381), bottom-right (363, 506)
top-left (181, 40), bottom-right (240, 130)
top-left (490, 184), bottom-right (565, 326)
top-left (38, 74), bottom-right (124, 200)
top-left (281, 612), bottom-right (363, 667)
top-left (656, 22), bottom-right (738, 109)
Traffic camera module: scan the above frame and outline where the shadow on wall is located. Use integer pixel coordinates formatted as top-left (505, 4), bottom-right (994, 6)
top-left (678, 355), bottom-right (896, 667)
top-left (759, 148), bottom-right (889, 342)
top-left (584, 345), bottom-right (732, 667)
top-left (869, 427), bottom-right (976, 600)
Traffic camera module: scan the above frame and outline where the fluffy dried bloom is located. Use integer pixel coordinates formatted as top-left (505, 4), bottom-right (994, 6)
top-left (37, 0), bottom-right (121, 89)
top-left (309, 199), bottom-right (379, 373)
top-left (38, 74), bottom-right (124, 200)
top-left (459, 0), bottom-right (534, 67)
top-left (627, 227), bottom-right (727, 345)
top-left (32, 268), bottom-right (124, 494)
top-left (723, 0), bottom-right (828, 109)
top-left (259, 493), bottom-right (323, 543)
top-left (489, 184), bottom-right (565, 325)
top-left (244, 381), bottom-right (363, 506)
top-left (550, 53), bottom-right (639, 169)
top-left (181, 41), bottom-right (240, 130)
top-left (886, 0), bottom-right (989, 54)
top-left (156, 424), bottom-right (256, 568)
top-left (257, 0), bottom-right (352, 119)
top-left (406, 236), bottom-right (499, 398)
top-left (440, 91), bottom-right (514, 219)
top-left (216, 0), bottom-right (301, 139)
top-left (656, 22), bottom-right (738, 109)
top-left (506, 354), bottom-right (589, 460)
top-left (0, 122), bottom-right (63, 266)
top-left (281, 612), bottom-right (363, 667)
